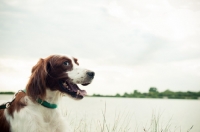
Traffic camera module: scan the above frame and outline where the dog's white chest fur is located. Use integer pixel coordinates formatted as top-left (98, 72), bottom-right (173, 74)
top-left (5, 93), bottom-right (71, 132)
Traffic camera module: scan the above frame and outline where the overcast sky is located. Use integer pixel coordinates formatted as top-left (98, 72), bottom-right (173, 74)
top-left (0, 0), bottom-right (200, 95)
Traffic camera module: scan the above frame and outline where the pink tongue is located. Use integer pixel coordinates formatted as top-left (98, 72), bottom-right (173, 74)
top-left (80, 90), bottom-right (87, 96)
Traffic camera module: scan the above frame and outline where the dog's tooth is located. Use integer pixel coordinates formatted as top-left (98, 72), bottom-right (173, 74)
top-left (63, 82), bottom-right (71, 90)
top-left (77, 90), bottom-right (80, 95)
top-left (63, 82), bottom-right (69, 88)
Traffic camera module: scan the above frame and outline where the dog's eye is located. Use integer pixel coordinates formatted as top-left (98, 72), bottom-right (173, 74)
top-left (63, 61), bottom-right (69, 66)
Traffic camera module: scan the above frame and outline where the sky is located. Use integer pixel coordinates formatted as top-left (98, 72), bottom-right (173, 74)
top-left (0, 0), bottom-right (200, 95)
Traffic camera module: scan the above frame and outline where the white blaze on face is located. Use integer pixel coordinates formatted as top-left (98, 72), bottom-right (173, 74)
top-left (66, 57), bottom-right (92, 84)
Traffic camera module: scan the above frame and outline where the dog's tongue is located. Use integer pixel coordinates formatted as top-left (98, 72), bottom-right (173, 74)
top-left (68, 83), bottom-right (87, 96)
top-left (79, 90), bottom-right (87, 96)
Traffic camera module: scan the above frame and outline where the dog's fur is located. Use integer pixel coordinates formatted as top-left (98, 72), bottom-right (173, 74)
top-left (0, 55), bottom-right (95, 132)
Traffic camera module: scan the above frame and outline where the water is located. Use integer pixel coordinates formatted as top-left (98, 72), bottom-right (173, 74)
top-left (0, 95), bottom-right (200, 132)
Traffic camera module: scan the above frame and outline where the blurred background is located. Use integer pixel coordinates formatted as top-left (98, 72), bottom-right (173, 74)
top-left (0, 0), bottom-right (200, 95)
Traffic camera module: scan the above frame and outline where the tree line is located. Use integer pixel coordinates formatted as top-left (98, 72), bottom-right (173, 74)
top-left (0, 91), bottom-right (15, 94)
top-left (91, 87), bottom-right (200, 99)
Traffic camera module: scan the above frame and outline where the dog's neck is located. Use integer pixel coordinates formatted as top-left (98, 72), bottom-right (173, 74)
top-left (44, 89), bottom-right (62, 104)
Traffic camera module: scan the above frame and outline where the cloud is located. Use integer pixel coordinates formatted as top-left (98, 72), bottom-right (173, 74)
top-left (168, 0), bottom-right (200, 11)
top-left (0, 0), bottom-right (200, 93)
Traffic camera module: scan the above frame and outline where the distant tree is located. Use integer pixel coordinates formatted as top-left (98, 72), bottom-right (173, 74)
top-left (149, 87), bottom-right (158, 93)
top-left (123, 92), bottom-right (129, 97)
top-left (161, 89), bottom-right (174, 98)
top-left (115, 93), bottom-right (121, 97)
top-left (148, 87), bottom-right (159, 98)
top-left (133, 90), bottom-right (139, 94)
top-left (93, 94), bottom-right (101, 97)
top-left (132, 90), bottom-right (141, 97)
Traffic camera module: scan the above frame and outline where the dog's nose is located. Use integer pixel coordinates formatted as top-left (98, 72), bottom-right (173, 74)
top-left (86, 71), bottom-right (95, 78)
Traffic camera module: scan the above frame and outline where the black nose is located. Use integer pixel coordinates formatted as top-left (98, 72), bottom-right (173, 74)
top-left (87, 71), bottom-right (95, 78)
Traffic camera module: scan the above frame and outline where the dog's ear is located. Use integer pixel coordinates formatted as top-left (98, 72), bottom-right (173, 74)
top-left (26, 58), bottom-right (47, 101)
top-left (46, 61), bottom-right (51, 73)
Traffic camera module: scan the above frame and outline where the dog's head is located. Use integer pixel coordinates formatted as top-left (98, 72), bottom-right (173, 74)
top-left (26, 55), bottom-right (95, 101)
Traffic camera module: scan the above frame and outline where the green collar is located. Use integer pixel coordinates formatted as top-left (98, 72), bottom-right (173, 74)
top-left (36, 98), bottom-right (57, 109)
top-left (23, 89), bottom-right (57, 109)
top-left (0, 90), bottom-right (57, 109)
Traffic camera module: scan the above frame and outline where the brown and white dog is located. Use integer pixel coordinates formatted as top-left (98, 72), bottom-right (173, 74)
top-left (0, 55), bottom-right (95, 132)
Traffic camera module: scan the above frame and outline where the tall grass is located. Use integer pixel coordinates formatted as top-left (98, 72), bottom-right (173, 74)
top-left (142, 111), bottom-right (172, 132)
top-left (64, 103), bottom-right (132, 132)
top-left (63, 103), bottom-right (193, 132)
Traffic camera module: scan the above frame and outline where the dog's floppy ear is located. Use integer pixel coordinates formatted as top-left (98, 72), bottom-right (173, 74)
top-left (26, 58), bottom-right (48, 101)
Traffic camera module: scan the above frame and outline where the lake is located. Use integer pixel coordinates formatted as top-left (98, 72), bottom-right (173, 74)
top-left (0, 95), bottom-right (200, 132)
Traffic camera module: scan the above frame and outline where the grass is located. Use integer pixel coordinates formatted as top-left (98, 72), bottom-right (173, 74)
top-left (62, 103), bottom-right (194, 132)
top-left (63, 103), bottom-right (132, 132)
top-left (142, 111), bottom-right (172, 132)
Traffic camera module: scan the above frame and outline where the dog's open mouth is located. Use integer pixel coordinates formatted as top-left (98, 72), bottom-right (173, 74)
top-left (59, 80), bottom-right (88, 99)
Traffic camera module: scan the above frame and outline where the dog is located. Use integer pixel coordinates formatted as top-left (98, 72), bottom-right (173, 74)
top-left (0, 55), bottom-right (95, 132)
